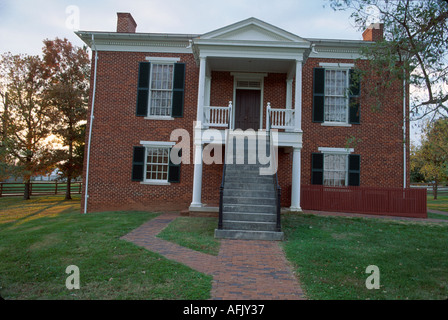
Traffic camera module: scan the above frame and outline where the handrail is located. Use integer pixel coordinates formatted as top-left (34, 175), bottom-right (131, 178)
top-left (268, 129), bottom-right (281, 232)
top-left (204, 103), bottom-right (232, 128)
top-left (266, 102), bottom-right (295, 131)
top-left (218, 101), bottom-right (232, 230)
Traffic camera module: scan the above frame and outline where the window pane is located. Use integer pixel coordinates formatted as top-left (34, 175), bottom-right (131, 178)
top-left (323, 154), bottom-right (347, 186)
top-left (150, 64), bottom-right (174, 117)
top-left (145, 147), bottom-right (170, 181)
top-left (325, 69), bottom-right (348, 123)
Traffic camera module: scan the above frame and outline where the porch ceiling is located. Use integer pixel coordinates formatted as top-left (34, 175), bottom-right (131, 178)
top-left (207, 57), bottom-right (295, 74)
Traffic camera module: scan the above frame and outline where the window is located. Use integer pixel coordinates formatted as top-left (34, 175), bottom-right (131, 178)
top-left (149, 64), bottom-right (174, 117)
top-left (145, 146), bottom-right (170, 182)
top-left (324, 69), bottom-right (349, 123)
top-left (323, 153), bottom-right (347, 186)
top-left (136, 60), bottom-right (185, 119)
top-left (131, 142), bottom-right (181, 184)
top-left (311, 148), bottom-right (360, 186)
top-left (312, 66), bottom-right (360, 125)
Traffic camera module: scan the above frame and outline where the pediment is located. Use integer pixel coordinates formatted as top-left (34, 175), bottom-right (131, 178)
top-left (200, 17), bottom-right (309, 44)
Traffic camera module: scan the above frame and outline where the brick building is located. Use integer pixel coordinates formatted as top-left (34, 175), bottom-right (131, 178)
top-left (76, 14), bottom-right (411, 233)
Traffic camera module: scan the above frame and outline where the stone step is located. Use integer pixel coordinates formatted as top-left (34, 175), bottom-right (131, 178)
top-left (226, 164), bottom-right (268, 171)
top-left (222, 220), bottom-right (277, 232)
top-left (224, 176), bottom-right (273, 183)
top-left (224, 182), bottom-right (274, 191)
top-left (223, 212), bottom-right (277, 222)
top-left (223, 188), bottom-right (275, 198)
top-left (223, 196), bottom-right (276, 205)
top-left (214, 229), bottom-right (284, 241)
top-left (223, 204), bottom-right (276, 214)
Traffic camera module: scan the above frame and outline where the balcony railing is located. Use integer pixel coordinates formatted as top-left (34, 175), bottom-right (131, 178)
top-left (266, 103), bottom-right (295, 131)
top-left (203, 102), bottom-right (297, 131)
top-left (203, 102), bottom-right (232, 128)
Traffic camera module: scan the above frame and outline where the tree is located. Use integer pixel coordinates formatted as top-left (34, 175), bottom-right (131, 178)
top-left (327, 0), bottom-right (448, 120)
top-left (42, 38), bottom-right (90, 200)
top-left (0, 53), bottom-right (55, 199)
top-left (411, 118), bottom-right (448, 199)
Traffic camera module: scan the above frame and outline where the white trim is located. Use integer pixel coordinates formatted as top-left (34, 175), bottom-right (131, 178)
top-left (321, 122), bottom-right (352, 127)
top-left (319, 62), bottom-right (355, 68)
top-left (140, 181), bottom-right (171, 186)
top-left (145, 57), bottom-right (181, 63)
top-left (144, 116), bottom-right (175, 121)
top-left (318, 147), bottom-right (354, 154)
top-left (140, 141), bottom-right (176, 147)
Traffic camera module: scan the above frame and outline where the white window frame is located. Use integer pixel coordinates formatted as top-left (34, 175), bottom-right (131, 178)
top-left (319, 63), bottom-right (354, 127)
top-left (140, 141), bottom-right (175, 185)
top-left (144, 57), bottom-right (180, 120)
top-left (318, 147), bottom-right (354, 187)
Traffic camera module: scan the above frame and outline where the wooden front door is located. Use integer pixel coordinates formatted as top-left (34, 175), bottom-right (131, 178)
top-left (234, 89), bottom-right (261, 130)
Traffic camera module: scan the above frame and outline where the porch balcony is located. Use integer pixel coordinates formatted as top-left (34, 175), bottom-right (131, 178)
top-left (200, 102), bottom-right (302, 149)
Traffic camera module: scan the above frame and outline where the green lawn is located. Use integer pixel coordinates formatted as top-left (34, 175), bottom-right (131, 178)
top-left (158, 217), bottom-right (221, 256)
top-left (282, 213), bottom-right (448, 300)
top-left (2, 194), bottom-right (447, 300)
top-left (427, 194), bottom-right (448, 212)
top-left (0, 195), bottom-right (212, 300)
top-left (154, 210), bottom-right (448, 300)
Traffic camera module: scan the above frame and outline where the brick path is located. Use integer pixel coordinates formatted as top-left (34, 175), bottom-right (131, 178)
top-left (121, 212), bottom-right (305, 300)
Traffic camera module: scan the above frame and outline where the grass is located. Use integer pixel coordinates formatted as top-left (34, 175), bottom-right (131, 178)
top-left (2, 194), bottom-right (448, 300)
top-left (157, 217), bottom-right (221, 256)
top-left (427, 194), bottom-right (448, 213)
top-left (0, 195), bottom-right (212, 300)
top-left (282, 213), bottom-right (448, 300)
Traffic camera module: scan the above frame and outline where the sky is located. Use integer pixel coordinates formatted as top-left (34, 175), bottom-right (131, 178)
top-left (0, 0), bottom-right (365, 56)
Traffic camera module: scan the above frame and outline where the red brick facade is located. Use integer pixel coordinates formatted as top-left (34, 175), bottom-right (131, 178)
top-left (80, 18), bottom-right (409, 213)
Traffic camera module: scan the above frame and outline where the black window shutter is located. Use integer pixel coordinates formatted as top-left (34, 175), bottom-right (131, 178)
top-left (311, 153), bottom-right (324, 185)
top-left (348, 154), bottom-right (361, 186)
top-left (136, 62), bottom-right (150, 117)
top-left (168, 148), bottom-right (181, 183)
top-left (132, 146), bottom-right (145, 181)
top-left (171, 63), bottom-right (185, 118)
top-left (349, 69), bottom-right (361, 124)
top-left (313, 68), bottom-right (325, 123)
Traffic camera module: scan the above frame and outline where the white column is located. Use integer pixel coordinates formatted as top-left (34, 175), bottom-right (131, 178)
top-left (290, 147), bottom-right (302, 212)
top-left (294, 60), bottom-right (302, 132)
top-left (286, 79), bottom-right (293, 109)
top-left (190, 143), bottom-right (203, 208)
top-left (196, 56), bottom-right (207, 127)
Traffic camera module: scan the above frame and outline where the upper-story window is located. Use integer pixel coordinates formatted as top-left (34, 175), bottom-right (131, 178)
top-left (313, 63), bottom-right (360, 126)
top-left (324, 69), bottom-right (349, 124)
top-left (149, 63), bottom-right (175, 117)
top-left (136, 58), bottom-right (185, 120)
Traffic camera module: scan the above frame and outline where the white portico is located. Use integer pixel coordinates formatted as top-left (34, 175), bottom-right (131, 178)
top-left (189, 18), bottom-right (310, 212)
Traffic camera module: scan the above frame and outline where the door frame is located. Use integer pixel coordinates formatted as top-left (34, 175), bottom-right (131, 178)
top-left (231, 72), bottom-right (267, 130)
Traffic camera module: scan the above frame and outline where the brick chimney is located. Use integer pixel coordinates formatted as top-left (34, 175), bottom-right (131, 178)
top-left (116, 12), bottom-right (137, 33)
top-left (362, 23), bottom-right (384, 41)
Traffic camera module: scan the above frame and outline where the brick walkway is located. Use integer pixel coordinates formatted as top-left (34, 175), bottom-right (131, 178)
top-left (121, 212), bottom-right (305, 300)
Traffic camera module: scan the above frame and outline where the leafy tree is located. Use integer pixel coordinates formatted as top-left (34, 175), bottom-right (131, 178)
top-left (411, 118), bottom-right (448, 199)
top-left (327, 0), bottom-right (448, 120)
top-left (0, 53), bottom-right (55, 199)
top-left (41, 38), bottom-right (90, 200)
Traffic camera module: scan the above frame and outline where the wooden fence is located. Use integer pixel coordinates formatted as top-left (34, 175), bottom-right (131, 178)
top-left (0, 182), bottom-right (82, 197)
top-left (301, 185), bottom-right (427, 218)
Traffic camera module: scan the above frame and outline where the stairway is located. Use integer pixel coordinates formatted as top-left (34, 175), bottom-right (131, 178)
top-left (214, 132), bottom-right (284, 241)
